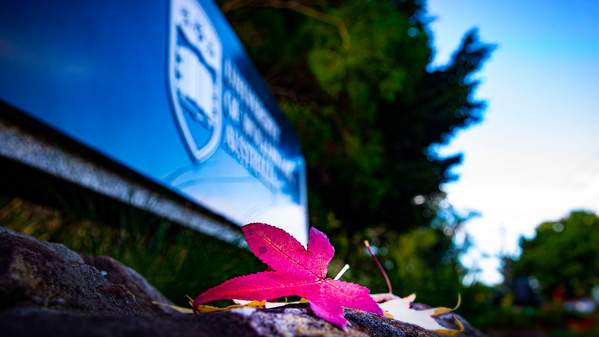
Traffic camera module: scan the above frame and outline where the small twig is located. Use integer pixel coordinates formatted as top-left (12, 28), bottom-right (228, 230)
top-left (364, 240), bottom-right (393, 294)
top-left (333, 263), bottom-right (350, 280)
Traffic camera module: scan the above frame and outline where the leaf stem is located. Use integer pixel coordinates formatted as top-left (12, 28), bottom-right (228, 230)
top-left (364, 240), bottom-right (393, 294)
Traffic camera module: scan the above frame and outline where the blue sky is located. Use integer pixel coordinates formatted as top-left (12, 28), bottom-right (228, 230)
top-left (428, 0), bottom-right (599, 284)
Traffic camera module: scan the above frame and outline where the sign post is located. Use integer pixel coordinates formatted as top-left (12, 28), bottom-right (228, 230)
top-left (0, 0), bottom-right (308, 244)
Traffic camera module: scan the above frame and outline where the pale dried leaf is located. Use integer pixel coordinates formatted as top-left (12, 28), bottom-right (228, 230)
top-left (377, 294), bottom-right (463, 336)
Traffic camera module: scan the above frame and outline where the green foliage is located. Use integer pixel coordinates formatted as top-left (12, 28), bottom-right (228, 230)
top-left (323, 225), bottom-right (465, 307)
top-left (512, 210), bottom-right (599, 298)
top-left (220, 0), bottom-right (493, 243)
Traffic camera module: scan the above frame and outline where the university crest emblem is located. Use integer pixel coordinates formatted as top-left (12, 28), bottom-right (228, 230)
top-left (168, 0), bottom-right (223, 162)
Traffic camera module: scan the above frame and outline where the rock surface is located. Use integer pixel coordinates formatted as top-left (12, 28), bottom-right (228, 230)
top-left (0, 226), bottom-right (487, 337)
top-left (0, 226), bottom-right (174, 316)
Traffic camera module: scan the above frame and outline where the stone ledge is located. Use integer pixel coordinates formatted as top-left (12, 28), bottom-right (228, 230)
top-left (0, 226), bottom-right (486, 337)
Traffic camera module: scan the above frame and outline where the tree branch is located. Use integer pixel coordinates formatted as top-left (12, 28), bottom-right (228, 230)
top-left (221, 0), bottom-right (350, 49)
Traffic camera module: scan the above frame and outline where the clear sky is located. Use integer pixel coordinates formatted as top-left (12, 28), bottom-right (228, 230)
top-left (428, 0), bottom-right (599, 284)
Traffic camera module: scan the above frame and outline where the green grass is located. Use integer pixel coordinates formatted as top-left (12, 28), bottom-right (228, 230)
top-left (0, 196), bottom-right (263, 306)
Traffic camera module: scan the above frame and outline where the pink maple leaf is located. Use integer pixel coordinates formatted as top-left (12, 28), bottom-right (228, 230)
top-left (193, 223), bottom-right (383, 328)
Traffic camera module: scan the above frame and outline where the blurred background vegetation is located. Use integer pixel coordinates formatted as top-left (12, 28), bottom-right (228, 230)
top-left (1, 0), bottom-right (597, 336)
top-left (216, 0), bottom-right (490, 310)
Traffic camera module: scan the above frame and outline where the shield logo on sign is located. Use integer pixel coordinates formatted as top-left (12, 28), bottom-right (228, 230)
top-left (168, 0), bottom-right (223, 162)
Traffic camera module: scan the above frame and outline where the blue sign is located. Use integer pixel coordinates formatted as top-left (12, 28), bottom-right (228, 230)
top-left (0, 0), bottom-right (308, 243)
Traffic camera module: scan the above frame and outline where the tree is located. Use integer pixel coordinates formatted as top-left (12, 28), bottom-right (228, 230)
top-left (220, 0), bottom-right (492, 236)
top-left (512, 211), bottom-right (599, 298)
top-left (218, 0), bottom-right (493, 297)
